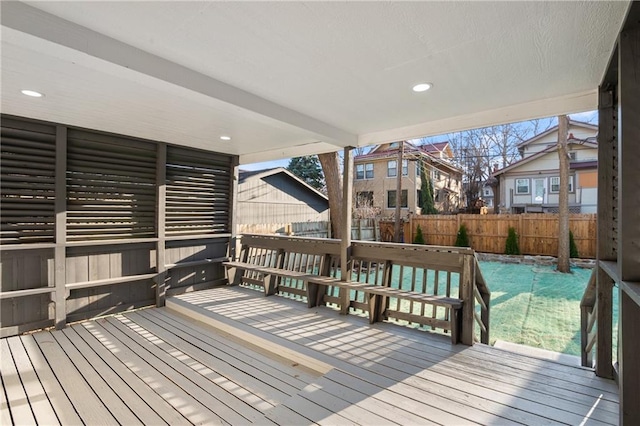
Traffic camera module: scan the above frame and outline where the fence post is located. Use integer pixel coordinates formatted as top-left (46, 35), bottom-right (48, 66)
top-left (460, 254), bottom-right (475, 345)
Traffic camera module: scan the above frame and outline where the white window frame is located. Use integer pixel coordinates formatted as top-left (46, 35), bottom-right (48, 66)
top-left (365, 163), bottom-right (374, 179)
top-left (515, 178), bottom-right (530, 195)
top-left (356, 164), bottom-right (365, 180)
top-left (387, 160), bottom-right (397, 177)
top-left (401, 159), bottom-right (408, 176)
top-left (549, 176), bottom-right (574, 193)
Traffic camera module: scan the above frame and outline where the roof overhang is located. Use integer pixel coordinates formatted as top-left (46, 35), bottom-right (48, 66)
top-left (1, 2), bottom-right (631, 164)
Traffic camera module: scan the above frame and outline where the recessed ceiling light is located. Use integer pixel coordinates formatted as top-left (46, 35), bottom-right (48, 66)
top-left (21, 89), bottom-right (44, 97)
top-left (220, 136), bottom-right (231, 141)
top-left (412, 83), bottom-right (433, 93)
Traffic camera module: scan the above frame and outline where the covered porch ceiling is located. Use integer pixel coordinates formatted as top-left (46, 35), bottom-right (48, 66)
top-left (0, 1), bottom-right (630, 164)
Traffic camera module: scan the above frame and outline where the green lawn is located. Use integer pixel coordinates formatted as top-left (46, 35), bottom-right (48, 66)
top-left (479, 261), bottom-right (619, 357)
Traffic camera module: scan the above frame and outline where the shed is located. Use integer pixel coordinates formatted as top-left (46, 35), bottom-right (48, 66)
top-left (237, 168), bottom-right (329, 225)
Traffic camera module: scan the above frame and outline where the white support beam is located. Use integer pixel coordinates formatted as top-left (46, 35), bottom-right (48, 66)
top-left (1, 2), bottom-right (357, 149)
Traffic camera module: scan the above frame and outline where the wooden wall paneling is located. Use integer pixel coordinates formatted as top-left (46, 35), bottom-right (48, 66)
top-left (617, 24), bottom-right (640, 425)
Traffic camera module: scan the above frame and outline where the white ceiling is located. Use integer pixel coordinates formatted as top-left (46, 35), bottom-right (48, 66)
top-left (1, 1), bottom-right (630, 164)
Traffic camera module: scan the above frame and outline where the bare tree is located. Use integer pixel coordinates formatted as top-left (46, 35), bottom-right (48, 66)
top-left (442, 118), bottom-right (555, 211)
top-left (557, 115), bottom-right (570, 273)
top-left (318, 152), bottom-right (343, 239)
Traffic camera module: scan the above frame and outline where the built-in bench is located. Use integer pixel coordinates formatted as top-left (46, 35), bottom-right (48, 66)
top-left (223, 234), bottom-right (474, 344)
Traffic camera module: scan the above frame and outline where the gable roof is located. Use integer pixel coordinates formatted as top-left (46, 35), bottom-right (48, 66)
top-left (238, 167), bottom-right (328, 201)
top-left (354, 141), bottom-right (462, 174)
top-left (517, 119), bottom-right (598, 149)
top-left (493, 138), bottom-right (598, 177)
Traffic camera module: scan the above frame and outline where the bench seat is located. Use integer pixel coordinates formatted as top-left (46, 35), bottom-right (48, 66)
top-left (223, 260), bottom-right (462, 343)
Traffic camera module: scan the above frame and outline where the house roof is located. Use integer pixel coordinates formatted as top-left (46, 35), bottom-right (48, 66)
top-left (516, 119), bottom-right (598, 148)
top-left (238, 167), bottom-right (328, 201)
top-left (493, 138), bottom-right (598, 176)
top-left (420, 142), bottom-right (450, 155)
top-left (1, 2), bottom-right (630, 164)
top-left (354, 141), bottom-right (463, 174)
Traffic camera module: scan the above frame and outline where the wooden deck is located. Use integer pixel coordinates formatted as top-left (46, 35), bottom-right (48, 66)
top-left (2, 286), bottom-right (619, 425)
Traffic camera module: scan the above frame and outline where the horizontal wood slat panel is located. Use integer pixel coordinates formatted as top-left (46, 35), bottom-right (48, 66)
top-left (66, 134), bottom-right (156, 241)
top-left (1, 121), bottom-right (57, 244)
top-left (166, 146), bottom-right (232, 236)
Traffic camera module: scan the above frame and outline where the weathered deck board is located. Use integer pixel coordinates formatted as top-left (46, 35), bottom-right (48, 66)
top-left (69, 324), bottom-right (186, 425)
top-left (170, 286), bottom-right (619, 426)
top-left (141, 308), bottom-right (317, 388)
top-left (19, 335), bottom-right (83, 425)
top-left (2, 285), bottom-right (620, 425)
top-left (31, 331), bottom-right (118, 425)
top-left (0, 339), bottom-right (37, 425)
top-left (81, 319), bottom-right (218, 425)
top-left (59, 327), bottom-right (167, 425)
top-left (6, 337), bottom-right (60, 426)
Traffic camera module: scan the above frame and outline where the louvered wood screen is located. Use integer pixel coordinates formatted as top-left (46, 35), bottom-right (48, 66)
top-left (66, 130), bottom-right (157, 241)
top-left (0, 119), bottom-right (57, 244)
top-left (166, 146), bottom-right (231, 236)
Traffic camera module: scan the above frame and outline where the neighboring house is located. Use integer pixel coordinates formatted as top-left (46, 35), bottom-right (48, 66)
top-left (493, 120), bottom-right (598, 213)
top-left (237, 168), bottom-right (329, 225)
top-left (479, 183), bottom-right (495, 208)
top-left (353, 141), bottom-right (463, 216)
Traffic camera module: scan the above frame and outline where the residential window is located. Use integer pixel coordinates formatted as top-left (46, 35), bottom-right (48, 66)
top-left (356, 191), bottom-right (374, 207)
top-left (356, 163), bottom-right (374, 180)
top-left (388, 160), bottom-right (408, 177)
top-left (484, 188), bottom-right (491, 196)
top-left (387, 160), bottom-right (397, 177)
top-left (549, 176), bottom-right (574, 193)
top-left (515, 178), bottom-right (530, 194)
top-left (569, 152), bottom-right (577, 161)
top-left (365, 163), bottom-right (374, 179)
top-left (387, 190), bottom-right (408, 208)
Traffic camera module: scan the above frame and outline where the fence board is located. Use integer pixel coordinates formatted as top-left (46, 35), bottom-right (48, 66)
top-left (383, 214), bottom-right (596, 259)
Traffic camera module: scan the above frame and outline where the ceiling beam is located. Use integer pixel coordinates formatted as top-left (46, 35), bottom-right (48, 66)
top-left (358, 90), bottom-right (597, 146)
top-left (1, 2), bottom-right (357, 148)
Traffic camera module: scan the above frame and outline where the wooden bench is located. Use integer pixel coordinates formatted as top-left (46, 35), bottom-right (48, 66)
top-left (223, 260), bottom-right (463, 344)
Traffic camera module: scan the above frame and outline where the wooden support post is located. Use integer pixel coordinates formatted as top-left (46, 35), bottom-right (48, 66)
top-left (339, 147), bottom-right (353, 315)
top-left (266, 249), bottom-right (285, 296)
top-left (480, 291), bottom-right (490, 345)
top-left (618, 25), bottom-right (640, 425)
top-left (155, 144), bottom-right (167, 307)
top-left (460, 254), bottom-right (475, 345)
top-left (229, 156), bottom-right (240, 261)
top-left (619, 289), bottom-right (640, 425)
top-left (53, 125), bottom-right (67, 329)
top-left (596, 267), bottom-right (613, 378)
top-left (580, 305), bottom-right (593, 368)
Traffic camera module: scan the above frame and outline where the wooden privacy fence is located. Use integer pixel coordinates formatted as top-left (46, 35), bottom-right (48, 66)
top-left (0, 115), bottom-right (234, 337)
top-left (238, 219), bottom-right (379, 241)
top-left (381, 214), bottom-right (597, 258)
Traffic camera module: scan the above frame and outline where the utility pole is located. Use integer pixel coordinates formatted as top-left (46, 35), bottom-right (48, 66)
top-left (394, 141), bottom-right (404, 242)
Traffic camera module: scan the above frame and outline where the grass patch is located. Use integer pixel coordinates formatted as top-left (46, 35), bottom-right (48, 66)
top-left (479, 261), bottom-right (619, 357)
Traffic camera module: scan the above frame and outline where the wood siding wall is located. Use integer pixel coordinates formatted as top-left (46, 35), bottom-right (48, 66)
top-left (381, 214), bottom-right (597, 258)
top-left (0, 115), bottom-right (235, 336)
top-left (237, 173), bottom-right (329, 225)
